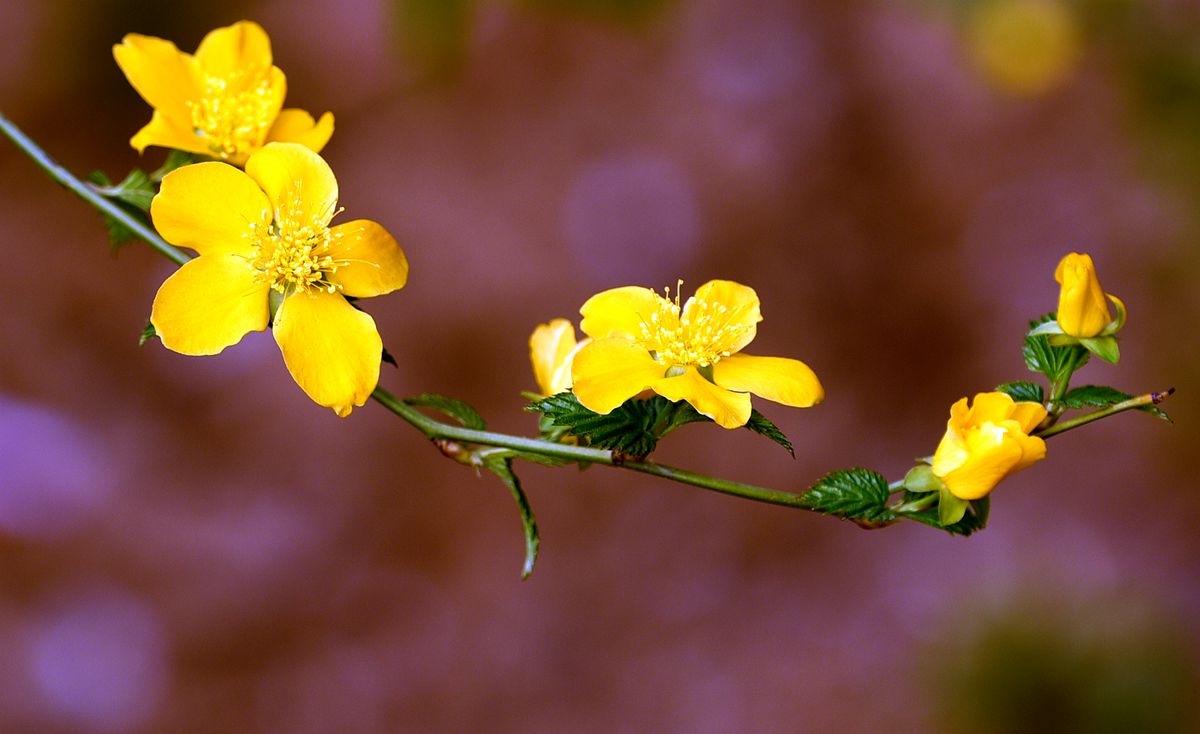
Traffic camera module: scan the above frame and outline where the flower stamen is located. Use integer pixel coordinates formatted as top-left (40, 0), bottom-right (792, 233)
top-left (188, 69), bottom-right (275, 161)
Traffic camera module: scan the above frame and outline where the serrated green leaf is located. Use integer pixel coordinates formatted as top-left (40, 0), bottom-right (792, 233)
top-left (995, 381), bottom-right (1045, 404)
top-left (88, 169), bottom-right (155, 253)
top-left (898, 495), bottom-right (989, 536)
top-left (139, 321), bottom-right (157, 346)
top-left (528, 392), bottom-right (666, 458)
top-left (404, 393), bottom-right (487, 429)
top-left (743, 409), bottom-right (795, 457)
top-left (1062, 385), bottom-right (1171, 421)
top-left (481, 455), bottom-right (540, 580)
top-left (91, 167), bottom-right (156, 211)
top-left (799, 468), bottom-right (895, 524)
top-left (1024, 313), bottom-right (1089, 383)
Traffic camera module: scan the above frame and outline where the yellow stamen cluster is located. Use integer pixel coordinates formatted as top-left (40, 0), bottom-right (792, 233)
top-left (246, 190), bottom-right (343, 295)
top-left (189, 70), bottom-right (275, 160)
top-left (640, 282), bottom-right (750, 367)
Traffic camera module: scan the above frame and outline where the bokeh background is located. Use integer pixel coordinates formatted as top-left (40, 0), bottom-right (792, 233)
top-left (2, 0), bottom-right (1198, 731)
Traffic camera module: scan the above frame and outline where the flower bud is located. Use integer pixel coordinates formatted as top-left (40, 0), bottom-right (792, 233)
top-left (1055, 252), bottom-right (1118, 338)
top-left (931, 392), bottom-right (1047, 500)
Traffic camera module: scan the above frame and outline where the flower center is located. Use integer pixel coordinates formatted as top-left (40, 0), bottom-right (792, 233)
top-left (245, 188), bottom-right (344, 295)
top-left (639, 281), bottom-right (750, 367)
top-left (188, 69), bottom-right (275, 161)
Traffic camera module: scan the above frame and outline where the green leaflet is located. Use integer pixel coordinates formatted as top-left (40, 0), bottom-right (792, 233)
top-left (1062, 385), bottom-right (1171, 422)
top-left (1024, 313), bottom-right (1089, 384)
top-left (404, 393), bottom-right (487, 430)
top-left (527, 392), bottom-right (795, 459)
top-left (87, 168), bottom-right (156, 252)
top-left (481, 454), bottom-right (540, 580)
top-left (798, 468), bottom-right (895, 525)
top-left (995, 381), bottom-right (1045, 404)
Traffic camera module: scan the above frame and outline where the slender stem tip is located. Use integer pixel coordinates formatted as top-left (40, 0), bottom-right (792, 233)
top-left (1153, 387), bottom-right (1176, 404)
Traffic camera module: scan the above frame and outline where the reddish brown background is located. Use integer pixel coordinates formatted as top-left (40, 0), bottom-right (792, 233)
top-left (1, 1), bottom-right (1197, 732)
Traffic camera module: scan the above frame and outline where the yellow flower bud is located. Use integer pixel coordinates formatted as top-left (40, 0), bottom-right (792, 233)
top-left (1055, 252), bottom-right (1116, 338)
top-left (931, 392), bottom-right (1048, 500)
top-left (529, 319), bottom-right (587, 397)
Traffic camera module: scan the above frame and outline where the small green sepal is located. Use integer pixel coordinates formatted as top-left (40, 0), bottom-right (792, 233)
top-left (1079, 336), bottom-right (1120, 364)
top-left (938, 487), bottom-right (969, 526)
top-left (139, 320), bottom-right (157, 346)
top-left (902, 464), bottom-right (946, 494)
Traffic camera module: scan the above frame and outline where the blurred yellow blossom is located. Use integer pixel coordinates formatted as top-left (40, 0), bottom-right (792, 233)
top-left (965, 0), bottom-right (1082, 96)
top-left (149, 143), bottom-right (408, 416)
top-left (114, 20), bottom-right (333, 165)
top-left (931, 392), bottom-right (1047, 500)
top-left (570, 280), bottom-right (823, 429)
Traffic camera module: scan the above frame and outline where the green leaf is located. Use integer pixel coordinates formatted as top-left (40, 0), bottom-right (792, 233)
top-left (150, 150), bottom-right (197, 181)
top-left (90, 167), bottom-right (156, 211)
top-left (1062, 385), bottom-right (1171, 421)
top-left (743, 410), bottom-right (795, 458)
top-left (995, 381), bottom-right (1045, 404)
top-left (481, 455), bottom-right (540, 580)
top-left (528, 392), bottom-right (667, 458)
top-left (404, 393), bottom-right (487, 430)
top-left (87, 169), bottom-right (156, 252)
top-left (799, 469), bottom-right (895, 524)
top-left (897, 495), bottom-right (989, 536)
top-left (1024, 313), bottom-right (1089, 383)
top-left (138, 321), bottom-right (157, 346)
top-left (528, 392), bottom-right (796, 458)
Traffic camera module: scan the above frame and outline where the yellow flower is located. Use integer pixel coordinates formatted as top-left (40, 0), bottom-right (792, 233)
top-left (1055, 252), bottom-right (1124, 338)
top-left (149, 142), bottom-right (409, 417)
top-left (570, 280), bottom-right (823, 429)
top-left (931, 392), bottom-right (1047, 500)
top-left (529, 318), bottom-right (588, 397)
top-left (965, 0), bottom-right (1081, 96)
top-left (114, 20), bottom-right (334, 165)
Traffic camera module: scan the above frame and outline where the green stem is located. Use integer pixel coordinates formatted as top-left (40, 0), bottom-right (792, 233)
top-left (371, 388), bottom-right (814, 509)
top-left (0, 111), bottom-right (190, 266)
top-left (1035, 389), bottom-right (1174, 439)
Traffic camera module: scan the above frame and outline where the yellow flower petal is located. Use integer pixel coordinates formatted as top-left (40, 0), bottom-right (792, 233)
top-left (1006, 422), bottom-right (1047, 472)
top-left (267, 109), bottom-right (335, 153)
top-left (129, 110), bottom-right (212, 156)
top-left (688, 280), bottom-right (762, 354)
top-left (652, 366), bottom-right (752, 429)
top-left (964, 390), bottom-right (1018, 424)
top-left (113, 33), bottom-right (199, 128)
top-left (530, 319), bottom-right (578, 396)
top-left (1008, 401), bottom-right (1048, 433)
top-left (940, 422), bottom-right (1025, 500)
top-left (272, 291), bottom-right (382, 417)
top-left (711, 353), bottom-right (824, 408)
top-left (245, 142), bottom-right (338, 227)
top-left (150, 254), bottom-right (269, 355)
top-left (151, 162), bottom-right (270, 256)
top-left (571, 338), bottom-right (667, 414)
top-left (578, 286), bottom-right (663, 340)
top-left (194, 21), bottom-right (273, 79)
top-left (326, 220), bottom-right (409, 298)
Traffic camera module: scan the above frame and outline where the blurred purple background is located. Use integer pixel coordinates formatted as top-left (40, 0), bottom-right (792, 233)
top-left (1, 1), bottom-right (1197, 731)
